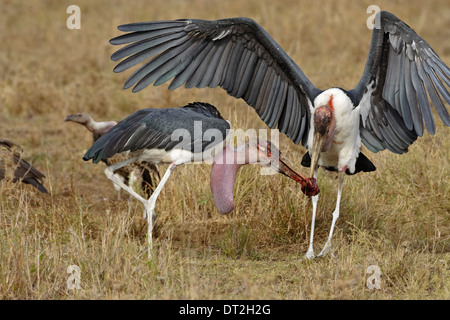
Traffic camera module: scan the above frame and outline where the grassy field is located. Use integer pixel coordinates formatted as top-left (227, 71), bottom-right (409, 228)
top-left (0, 0), bottom-right (449, 300)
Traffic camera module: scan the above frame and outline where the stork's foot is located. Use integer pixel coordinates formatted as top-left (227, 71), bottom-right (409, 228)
top-left (302, 243), bottom-right (335, 260)
top-left (303, 249), bottom-right (316, 260)
top-left (317, 241), bottom-right (335, 258)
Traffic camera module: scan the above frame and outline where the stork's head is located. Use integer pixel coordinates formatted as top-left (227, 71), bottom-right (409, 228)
top-left (309, 99), bottom-right (336, 178)
top-left (210, 136), bottom-right (318, 214)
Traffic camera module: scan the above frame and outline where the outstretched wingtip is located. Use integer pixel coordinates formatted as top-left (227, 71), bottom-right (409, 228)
top-left (83, 146), bottom-right (107, 164)
top-left (131, 83), bottom-right (146, 93)
top-left (117, 24), bottom-right (133, 32)
top-left (109, 38), bottom-right (117, 46)
top-left (22, 178), bottom-right (49, 194)
top-left (82, 151), bottom-right (97, 163)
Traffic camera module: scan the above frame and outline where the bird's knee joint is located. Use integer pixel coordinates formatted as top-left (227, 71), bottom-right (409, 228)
top-left (145, 202), bottom-right (156, 211)
top-left (104, 168), bottom-right (114, 177)
top-left (332, 210), bottom-right (339, 219)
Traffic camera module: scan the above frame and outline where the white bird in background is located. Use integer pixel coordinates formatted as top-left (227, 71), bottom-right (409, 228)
top-left (83, 102), bottom-right (318, 255)
top-left (65, 112), bottom-right (117, 142)
top-left (107, 11), bottom-right (449, 258)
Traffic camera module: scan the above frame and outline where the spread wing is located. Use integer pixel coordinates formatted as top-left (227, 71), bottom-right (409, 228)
top-left (348, 11), bottom-right (449, 154)
top-left (110, 17), bottom-right (322, 146)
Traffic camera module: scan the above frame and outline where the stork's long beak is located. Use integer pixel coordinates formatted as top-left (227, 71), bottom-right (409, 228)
top-left (309, 131), bottom-right (327, 178)
top-left (309, 105), bottom-right (334, 178)
top-left (257, 141), bottom-right (319, 197)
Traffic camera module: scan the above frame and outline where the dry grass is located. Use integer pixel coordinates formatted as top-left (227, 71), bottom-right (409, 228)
top-left (0, 0), bottom-right (449, 300)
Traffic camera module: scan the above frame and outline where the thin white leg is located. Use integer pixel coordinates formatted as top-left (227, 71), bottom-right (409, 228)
top-left (104, 156), bottom-right (147, 205)
top-left (304, 169), bottom-right (318, 260)
top-left (318, 172), bottom-right (344, 257)
top-left (144, 162), bottom-right (177, 258)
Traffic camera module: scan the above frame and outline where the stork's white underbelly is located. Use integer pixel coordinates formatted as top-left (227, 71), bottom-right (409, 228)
top-left (131, 139), bottom-right (227, 165)
top-left (310, 88), bottom-right (362, 173)
top-left (320, 108), bottom-right (361, 172)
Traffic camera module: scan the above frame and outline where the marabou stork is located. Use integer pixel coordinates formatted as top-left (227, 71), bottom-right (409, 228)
top-left (0, 139), bottom-right (48, 193)
top-left (107, 11), bottom-right (449, 258)
top-left (65, 112), bottom-right (160, 199)
top-left (83, 102), bottom-right (317, 252)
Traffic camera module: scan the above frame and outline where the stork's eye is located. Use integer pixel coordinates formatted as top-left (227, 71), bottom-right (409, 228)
top-left (257, 143), bottom-right (272, 157)
top-left (265, 143), bottom-right (272, 157)
top-left (257, 144), bottom-right (266, 153)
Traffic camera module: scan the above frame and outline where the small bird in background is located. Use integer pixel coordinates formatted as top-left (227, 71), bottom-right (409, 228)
top-left (0, 139), bottom-right (48, 193)
top-left (65, 112), bottom-right (160, 199)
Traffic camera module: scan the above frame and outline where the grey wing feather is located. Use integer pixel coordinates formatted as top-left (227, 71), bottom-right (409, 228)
top-left (350, 11), bottom-right (449, 154)
top-left (110, 18), bottom-right (322, 147)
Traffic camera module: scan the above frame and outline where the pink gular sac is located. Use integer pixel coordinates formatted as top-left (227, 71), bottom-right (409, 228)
top-left (209, 147), bottom-right (244, 214)
top-left (209, 141), bottom-right (319, 214)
